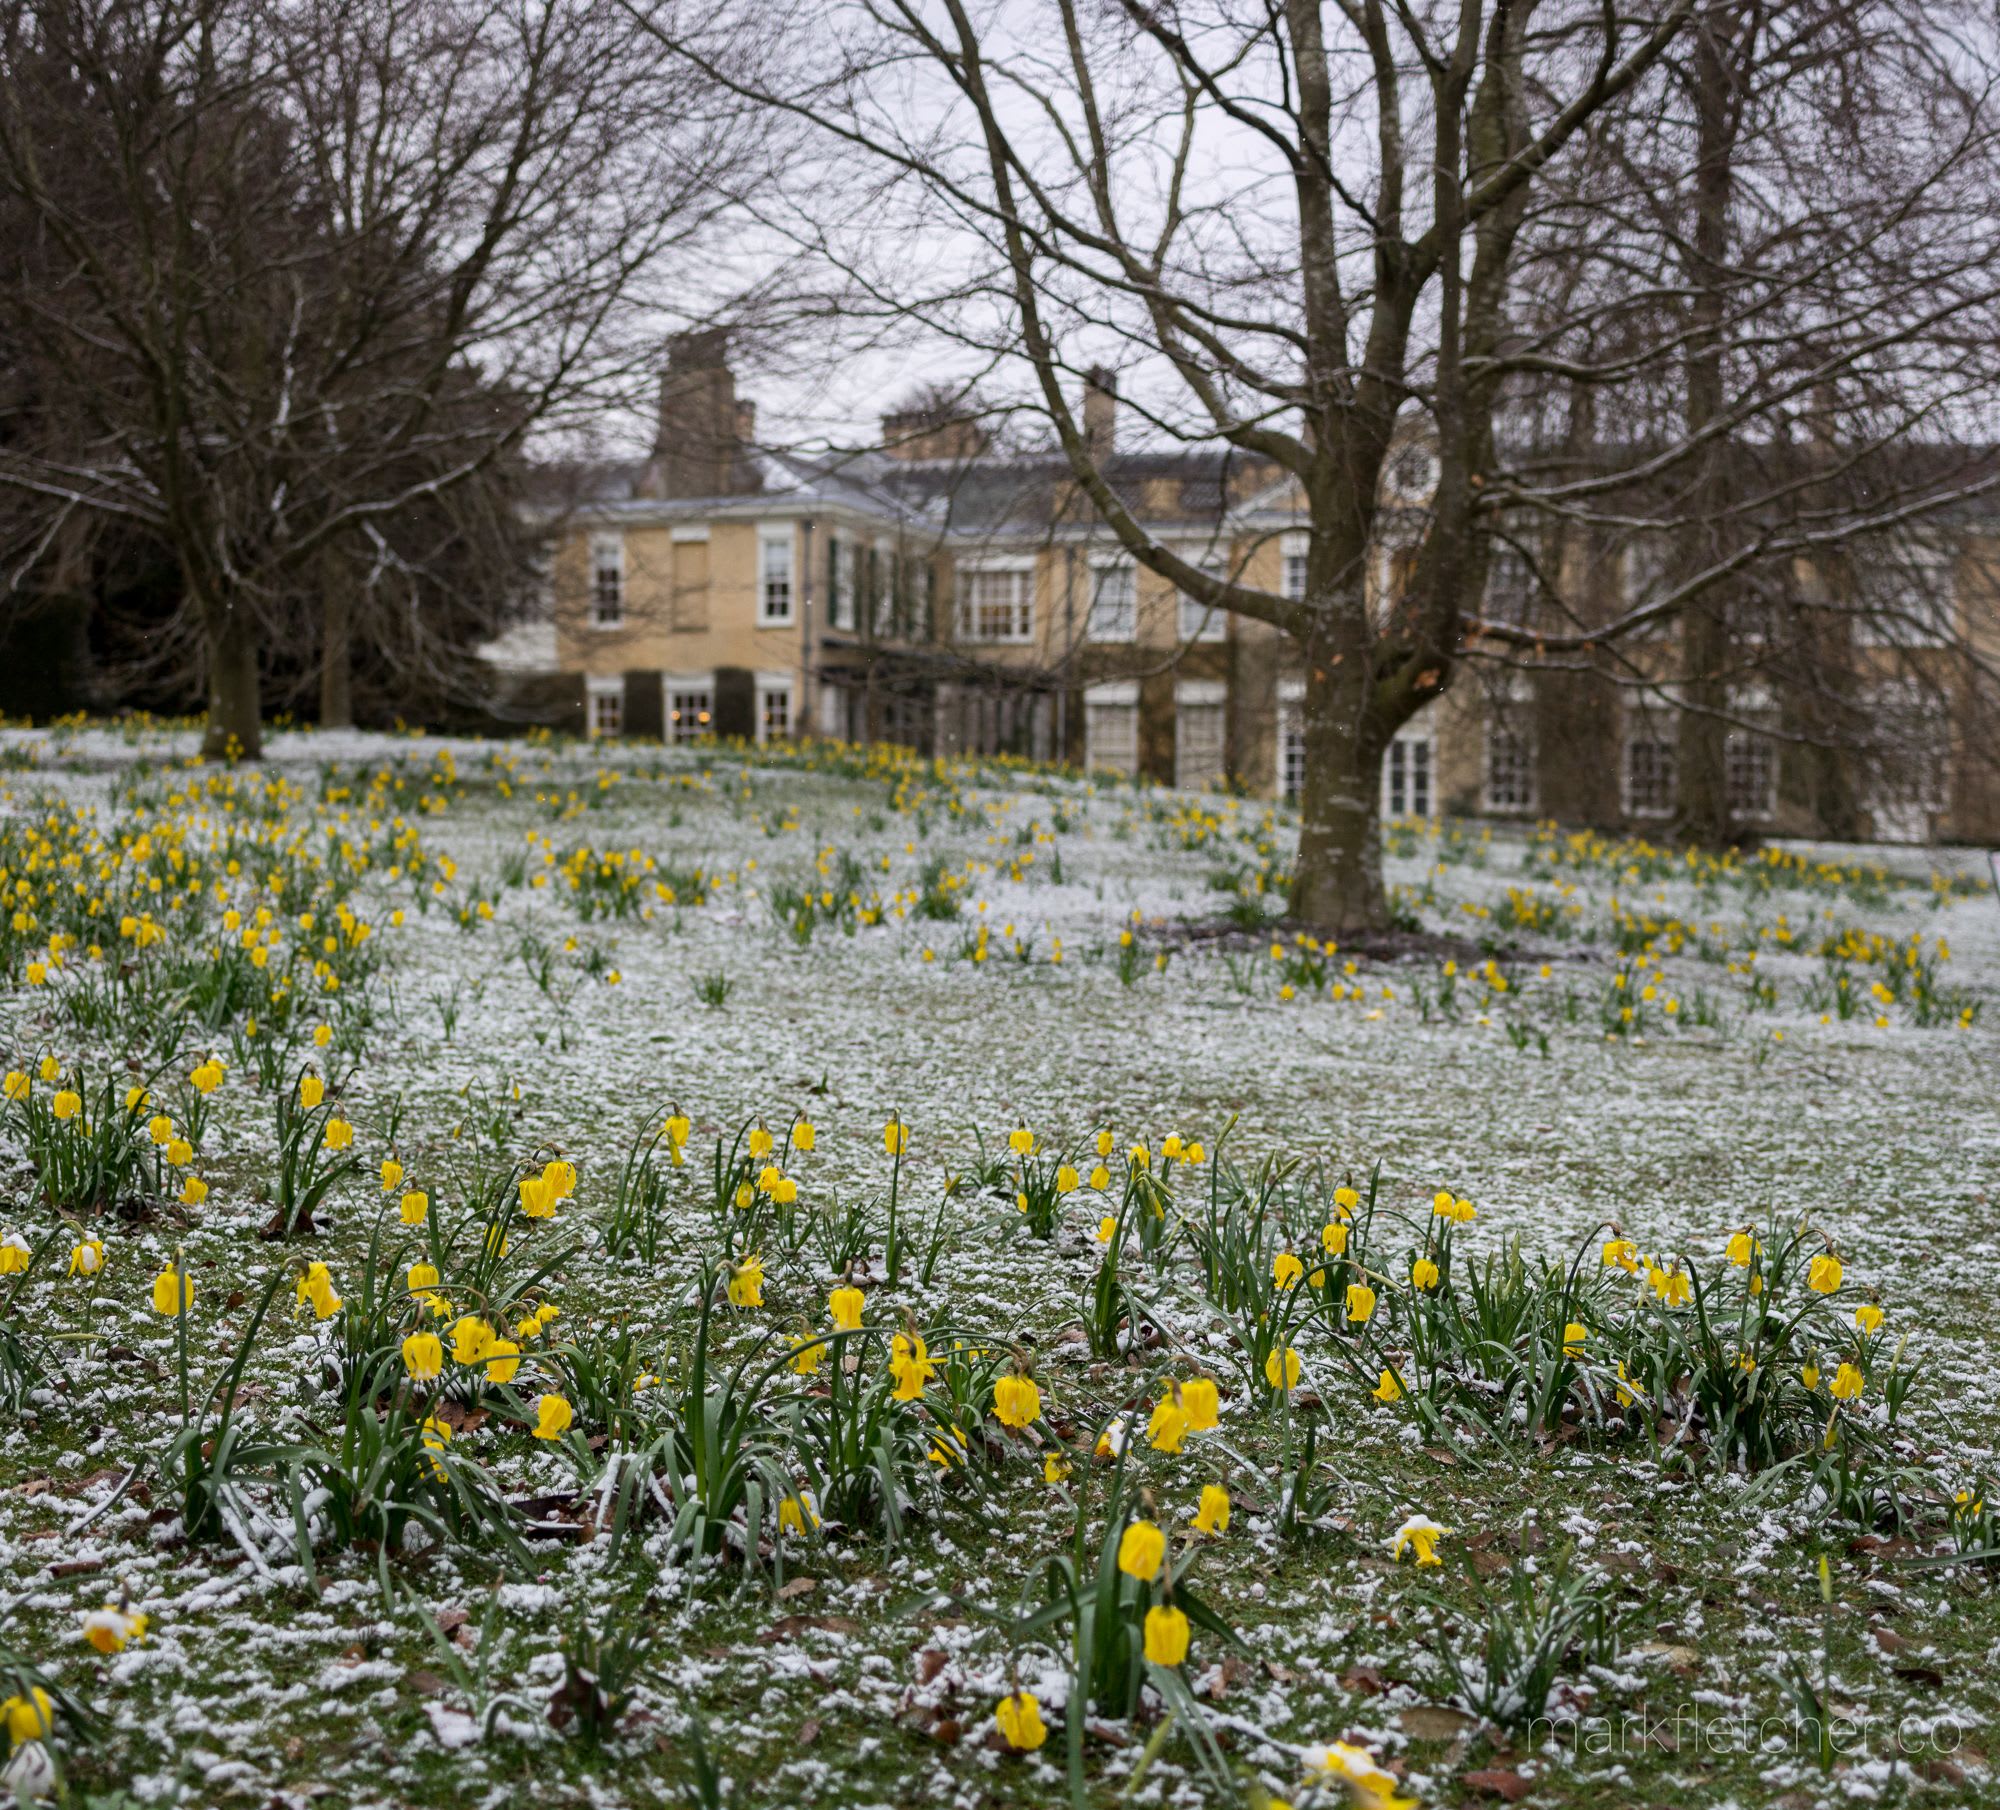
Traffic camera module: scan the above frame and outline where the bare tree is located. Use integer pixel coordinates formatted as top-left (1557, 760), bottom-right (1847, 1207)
top-left (0, 0), bottom-right (751, 754)
top-left (1466, 1), bottom-right (2000, 842)
top-left (635, 0), bottom-right (2000, 925)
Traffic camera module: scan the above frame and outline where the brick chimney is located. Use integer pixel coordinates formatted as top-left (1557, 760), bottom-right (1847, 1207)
top-left (1082, 366), bottom-right (1117, 459)
top-left (646, 330), bottom-right (761, 498)
top-left (880, 397), bottom-right (991, 462)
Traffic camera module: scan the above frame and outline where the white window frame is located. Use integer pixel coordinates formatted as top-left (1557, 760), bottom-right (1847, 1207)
top-left (757, 525), bottom-right (795, 627)
top-left (1086, 558), bottom-right (1136, 643)
top-left (1483, 542), bottom-right (1535, 630)
top-left (1280, 531), bottom-right (1309, 604)
top-left (585, 674), bottom-right (623, 739)
top-left (1382, 726), bottom-right (1434, 820)
top-left (664, 672), bottom-right (715, 745)
top-left (1854, 539), bottom-right (1957, 648)
top-left (1084, 680), bottom-right (1139, 777)
top-left (1622, 721), bottom-right (1678, 819)
top-left (755, 671), bottom-right (793, 745)
top-left (1176, 556), bottom-right (1228, 643)
top-left (957, 559), bottom-right (1035, 644)
top-left (1174, 679), bottom-right (1227, 790)
top-left (589, 533), bottom-right (625, 629)
top-left (1276, 676), bottom-right (1306, 801)
top-left (829, 535), bottom-right (857, 632)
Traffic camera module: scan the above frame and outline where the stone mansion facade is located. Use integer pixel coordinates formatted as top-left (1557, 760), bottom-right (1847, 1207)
top-left (506, 335), bottom-right (2000, 845)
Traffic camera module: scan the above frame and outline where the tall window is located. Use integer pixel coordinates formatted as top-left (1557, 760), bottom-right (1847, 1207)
top-left (1177, 562), bottom-right (1227, 641)
top-left (1085, 684), bottom-right (1139, 775)
top-left (1277, 689), bottom-right (1306, 801)
top-left (1854, 538), bottom-right (1956, 647)
top-left (1175, 685), bottom-right (1226, 789)
top-left (872, 542), bottom-right (896, 636)
top-left (667, 683), bottom-right (713, 744)
top-left (590, 534), bottom-right (625, 628)
top-left (586, 678), bottom-right (622, 738)
top-left (1624, 730), bottom-right (1677, 817)
top-left (827, 536), bottom-right (856, 631)
top-left (1281, 533), bottom-right (1309, 603)
top-left (1086, 562), bottom-right (1136, 642)
top-left (757, 528), bottom-right (793, 625)
top-left (1383, 733), bottom-right (1433, 819)
top-left (1484, 718), bottom-right (1536, 812)
top-left (959, 566), bottom-right (1033, 643)
top-left (757, 680), bottom-right (792, 744)
top-left (1483, 546), bottom-right (1534, 629)
top-left (1725, 734), bottom-right (1777, 821)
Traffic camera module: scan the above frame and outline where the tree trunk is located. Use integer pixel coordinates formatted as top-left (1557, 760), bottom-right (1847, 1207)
top-left (1677, 602), bottom-right (1731, 843)
top-left (321, 582), bottom-right (353, 729)
top-left (200, 600), bottom-right (262, 760)
top-left (1290, 636), bottom-right (1387, 933)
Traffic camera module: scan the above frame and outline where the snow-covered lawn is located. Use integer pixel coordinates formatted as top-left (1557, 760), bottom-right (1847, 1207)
top-left (0, 722), bottom-right (1993, 1809)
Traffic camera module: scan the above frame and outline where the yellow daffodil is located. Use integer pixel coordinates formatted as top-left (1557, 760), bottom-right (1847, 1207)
top-left (402, 1331), bottom-right (443, 1381)
top-left (1830, 1362), bottom-right (1864, 1401)
top-left (533, 1393), bottom-right (573, 1440)
top-left (994, 1374), bottom-right (1042, 1431)
top-left (1391, 1514), bottom-right (1452, 1566)
top-left (82, 1604), bottom-right (148, 1656)
top-left (883, 1118), bottom-right (908, 1156)
top-left (1410, 1257), bottom-right (1439, 1291)
top-left (1148, 1390), bottom-right (1187, 1454)
top-left (1373, 1368), bottom-right (1404, 1403)
top-left (1808, 1253), bottom-right (1844, 1295)
top-left (1265, 1343), bottom-right (1302, 1390)
top-left (69, 1240), bottom-right (104, 1278)
top-left (380, 1158), bottom-right (404, 1192)
top-left (1854, 1303), bottom-right (1884, 1334)
top-left (299, 1074), bottom-right (324, 1110)
top-left (1117, 1518), bottom-right (1166, 1581)
top-left (1308, 1741), bottom-right (1417, 1810)
top-left (727, 1255), bottom-right (764, 1308)
top-left (890, 1330), bottom-right (935, 1400)
top-left (2, 1687), bottom-right (53, 1744)
top-left (1344, 1282), bottom-right (1376, 1324)
top-left (0, 1235), bottom-right (29, 1276)
top-left (52, 1089), bottom-right (81, 1122)
top-left (994, 1689), bottom-right (1047, 1753)
top-left (449, 1315), bottom-right (494, 1365)
top-left (1180, 1376), bottom-right (1219, 1431)
top-left (151, 1266), bottom-right (193, 1317)
top-left (1143, 1603), bottom-right (1189, 1666)
top-left (1563, 1321), bottom-right (1587, 1356)
top-left (1193, 1483), bottom-right (1230, 1536)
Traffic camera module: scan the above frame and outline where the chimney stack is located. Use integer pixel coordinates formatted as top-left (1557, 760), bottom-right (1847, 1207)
top-left (1082, 366), bottom-right (1117, 460)
top-left (647, 330), bottom-right (762, 499)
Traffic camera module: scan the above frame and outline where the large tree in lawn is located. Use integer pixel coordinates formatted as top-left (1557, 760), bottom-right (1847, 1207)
top-left (645, 0), bottom-right (1699, 930)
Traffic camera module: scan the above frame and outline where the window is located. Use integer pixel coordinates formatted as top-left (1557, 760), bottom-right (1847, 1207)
top-left (666, 679), bottom-right (713, 744)
top-left (756, 677), bottom-right (792, 745)
top-left (1725, 734), bottom-right (1778, 821)
top-left (1086, 562), bottom-right (1136, 643)
top-left (757, 527), bottom-right (794, 626)
top-left (872, 541), bottom-right (896, 636)
top-left (1177, 562), bottom-right (1227, 642)
top-left (1859, 679), bottom-right (1951, 841)
top-left (1484, 718), bottom-right (1536, 813)
top-left (1483, 545), bottom-right (1534, 629)
top-left (959, 565), bottom-right (1034, 643)
top-left (1281, 533), bottom-right (1309, 603)
top-left (590, 534), bottom-right (625, 628)
top-left (1084, 682), bottom-right (1139, 776)
top-left (1175, 682), bottom-right (1226, 790)
top-left (1383, 731), bottom-right (1433, 819)
top-left (827, 535), bottom-right (856, 632)
top-left (1854, 539), bottom-right (1956, 647)
top-left (585, 676), bottom-right (622, 739)
top-left (1276, 678), bottom-right (1306, 801)
top-left (1624, 730), bottom-right (1677, 817)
